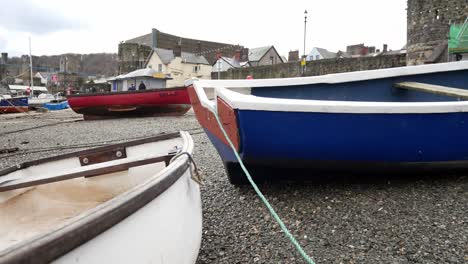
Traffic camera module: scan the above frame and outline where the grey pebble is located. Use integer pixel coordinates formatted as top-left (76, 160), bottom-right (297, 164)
top-left (0, 109), bottom-right (467, 264)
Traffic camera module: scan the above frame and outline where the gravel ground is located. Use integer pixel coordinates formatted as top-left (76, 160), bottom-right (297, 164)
top-left (1, 109), bottom-right (467, 264)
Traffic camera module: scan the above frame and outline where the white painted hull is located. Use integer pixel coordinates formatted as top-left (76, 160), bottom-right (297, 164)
top-left (0, 131), bottom-right (202, 264)
top-left (53, 166), bottom-right (202, 264)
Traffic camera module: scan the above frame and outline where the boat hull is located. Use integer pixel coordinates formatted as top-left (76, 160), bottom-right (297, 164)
top-left (187, 61), bottom-right (468, 183)
top-left (0, 97), bottom-right (28, 113)
top-left (44, 101), bottom-right (69, 111)
top-left (0, 132), bottom-right (202, 263)
top-left (67, 87), bottom-right (191, 119)
top-left (202, 109), bottom-right (468, 183)
top-left (53, 162), bottom-right (202, 264)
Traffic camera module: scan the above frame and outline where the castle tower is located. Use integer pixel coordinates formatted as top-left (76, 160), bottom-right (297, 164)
top-left (406, 0), bottom-right (467, 65)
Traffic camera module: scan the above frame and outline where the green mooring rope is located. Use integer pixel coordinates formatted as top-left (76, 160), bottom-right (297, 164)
top-left (212, 109), bottom-right (316, 264)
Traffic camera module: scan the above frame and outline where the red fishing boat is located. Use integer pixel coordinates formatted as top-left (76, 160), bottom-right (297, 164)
top-left (67, 87), bottom-right (191, 120)
top-left (67, 69), bottom-right (191, 120)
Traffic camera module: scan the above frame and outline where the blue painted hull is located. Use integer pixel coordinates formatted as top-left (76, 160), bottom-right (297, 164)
top-left (0, 97), bottom-right (28, 107)
top-left (237, 110), bottom-right (468, 163)
top-left (207, 109), bottom-right (468, 177)
top-left (44, 101), bottom-right (69, 111)
top-left (0, 97), bottom-right (29, 113)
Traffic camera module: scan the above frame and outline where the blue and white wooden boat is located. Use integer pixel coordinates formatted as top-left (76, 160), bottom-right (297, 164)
top-left (187, 61), bottom-right (468, 184)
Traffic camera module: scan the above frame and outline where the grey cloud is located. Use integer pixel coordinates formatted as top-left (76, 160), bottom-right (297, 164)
top-left (0, 1), bottom-right (83, 34)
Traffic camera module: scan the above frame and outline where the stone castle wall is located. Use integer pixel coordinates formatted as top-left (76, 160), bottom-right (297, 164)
top-left (119, 29), bottom-right (244, 74)
top-left (407, 0), bottom-right (467, 65)
top-left (214, 54), bottom-right (406, 79)
top-left (118, 43), bottom-right (152, 74)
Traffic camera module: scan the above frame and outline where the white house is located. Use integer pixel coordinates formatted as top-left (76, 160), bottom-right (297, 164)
top-left (306, 47), bottom-right (337, 61)
top-left (145, 48), bottom-right (211, 87)
top-left (212, 53), bottom-right (249, 73)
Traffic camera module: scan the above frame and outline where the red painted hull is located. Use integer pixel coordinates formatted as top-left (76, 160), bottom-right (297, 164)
top-left (67, 87), bottom-right (191, 119)
top-left (0, 106), bottom-right (29, 114)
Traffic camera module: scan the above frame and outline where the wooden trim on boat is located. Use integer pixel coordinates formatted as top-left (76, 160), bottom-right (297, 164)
top-left (0, 154), bottom-right (175, 192)
top-left (395, 82), bottom-right (468, 100)
top-left (0, 132), bottom-right (192, 264)
top-left (0, 132), bottom-right (180, 177)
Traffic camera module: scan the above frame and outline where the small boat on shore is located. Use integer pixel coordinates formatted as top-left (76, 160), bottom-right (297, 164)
top-left (0, 131), bottom-right (202, 263)
top-left (43, 100), bottom-right (69, 111)
top-left (0, 95), bottom-right (28, 114)
top-left (187, 61), bottom-right (468, 184)
top-left (68, 68), bottom-right (191, 120)
top-left (0, 85), bottom-right (28, 114)
top-left (68, 87), bottom-right (191, 120)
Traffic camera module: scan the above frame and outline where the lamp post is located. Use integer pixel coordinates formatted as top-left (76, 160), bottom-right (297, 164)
top-left (303, 9), bottom-right (308, 58)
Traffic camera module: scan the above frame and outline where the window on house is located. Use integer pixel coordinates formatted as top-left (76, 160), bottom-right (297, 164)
top-left (158, 64), bottom-right (163, 72)
top-left (270, 56), bottom-right (274, 64)
top-left (316, 55), bottom-right (320, 60)
top-left (193, 65), bottom-right (201, 73)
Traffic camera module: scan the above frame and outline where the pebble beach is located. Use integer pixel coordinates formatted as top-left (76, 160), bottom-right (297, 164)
top-left (0, 109), bottom-right (466, 264)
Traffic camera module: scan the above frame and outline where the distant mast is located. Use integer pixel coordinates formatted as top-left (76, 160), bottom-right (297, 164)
top-left (29, 36), bottom-right (33, 97)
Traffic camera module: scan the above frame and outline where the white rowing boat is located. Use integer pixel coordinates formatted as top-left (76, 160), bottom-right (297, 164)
top-left (0, 131), bottom-right (202, 264)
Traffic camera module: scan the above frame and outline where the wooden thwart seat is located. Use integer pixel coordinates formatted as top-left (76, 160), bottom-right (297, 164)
top-left (0, 154), bottom-right (174, 192)
top-left (395, 82), bottom-right (468, 100)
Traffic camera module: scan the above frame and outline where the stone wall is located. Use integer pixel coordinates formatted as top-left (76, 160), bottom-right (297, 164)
top-left (214, 54), bottom-right (406, 79)
top-left (118, 43), bottom-right (152, 74)
top-left (155, 30), bottom-right (243, 64)
top-left (120, 28), bottom-right (245, 74)
top-left (407, 0), bottom-right (468, 65)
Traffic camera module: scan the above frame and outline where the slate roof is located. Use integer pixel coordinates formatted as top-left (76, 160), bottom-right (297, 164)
top-left (126, 33), bottom-right (152, 47)
top-left (248, 46), bottom-right (273, 62)
top-left (315, 47), bottom-right (337, 59)
top-left (216, 56), bottom-right (241, 68)
top-left (154, 48), bottom-right (209, 65)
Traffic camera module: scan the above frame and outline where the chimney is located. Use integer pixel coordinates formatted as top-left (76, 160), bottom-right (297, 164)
top-left (383, 44), bottom-right (388, 52)
top-left (152, 28), bottom-right (158, 49)
top-left (215, 51), bottom-right (222, 59)
top-left (234, 50), bottom-right (241, 62)
top-left (174, 44), bottom-right (182, 57)
top-left (196, 42), bottom-right (202, 55)
top-left (241, 48), bottom-right (249, 62)
top-left (288, 50), bottom-right (299, 62)
top-left (1, 53), bottom-right (7, 64)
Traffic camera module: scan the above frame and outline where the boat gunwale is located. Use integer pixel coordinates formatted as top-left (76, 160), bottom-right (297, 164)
top-left (0, 132), bottom-right (180, 177)
top-left (66, 86), bottom-right (186, 99)
top-left (189, 67), bottom-right (468, 114)
top-left (0, 131), bottom-right (194, 264)
top-left (214, 87), bottom-right (468, 113)
top-left (187, 61), bottom-right (468, 88)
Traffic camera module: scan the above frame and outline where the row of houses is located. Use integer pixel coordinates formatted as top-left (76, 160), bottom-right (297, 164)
top-left (132, 45), bottom-right (286, 88)
top-left (115, 36), bottom-right (405, 90)
top-left (307, 44), bottom-right (406, 61)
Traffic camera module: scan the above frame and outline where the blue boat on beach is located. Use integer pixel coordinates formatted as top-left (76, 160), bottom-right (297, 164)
top-left (0, 96), bottom-right (28, 113)
top-left (43, 100), bottom-right (69, 111)
top-left (187, 61), bottom-right (468, 184)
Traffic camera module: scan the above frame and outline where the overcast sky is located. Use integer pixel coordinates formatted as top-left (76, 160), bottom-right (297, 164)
top-left (0, 0), bottom-right (407, 58)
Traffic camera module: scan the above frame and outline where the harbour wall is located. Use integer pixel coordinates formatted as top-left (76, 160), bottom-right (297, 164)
top-left (213, 53), bottom-right (406, 79)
